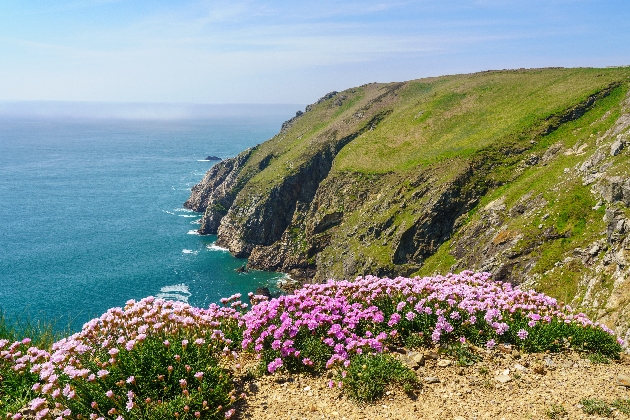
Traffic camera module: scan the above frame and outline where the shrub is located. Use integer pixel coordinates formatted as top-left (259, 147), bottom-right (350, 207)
top-left (0, 339), bottom-right (50, 417)
top-left (580, 398), bottom-right (613, 416)
top-left (242, 271), bottom-right (622, 377)
top-left (338, 354), bottom-right (418, 402)
top-left (14, 297), bottom-right (245, 420)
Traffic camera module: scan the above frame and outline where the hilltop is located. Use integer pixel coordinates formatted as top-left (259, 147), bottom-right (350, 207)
top-left (185, 67), bottom-right (630, 339)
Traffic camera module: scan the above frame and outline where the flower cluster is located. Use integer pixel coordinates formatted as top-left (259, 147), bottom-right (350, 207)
top-left (242, 271), bottom-right (621, 373)
top-left (1, 271), bottom-right (623, 418)
top-left (21, 297), bottom-right (243, 420)
top-left (0, 338), bottom-right (51, 419)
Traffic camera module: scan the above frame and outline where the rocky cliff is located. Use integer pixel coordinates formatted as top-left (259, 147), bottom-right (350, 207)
top-left (185, 67), bottom-right (630, 337)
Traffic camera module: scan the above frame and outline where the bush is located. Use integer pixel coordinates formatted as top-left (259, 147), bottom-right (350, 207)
top-left (9, 297), bottom-right (245, 420)
top-left (338, 354), bottom-right (418, 402)
top-left (242, 271), bottom-right (622, 377)
top-left (0, 339), bottom-right (50, 417)
top-left (580, 398), bottom-right (613, 416)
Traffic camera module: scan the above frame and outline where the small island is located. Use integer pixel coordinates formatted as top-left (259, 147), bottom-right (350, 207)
top-left (204, 155), bottom-right (222, 161)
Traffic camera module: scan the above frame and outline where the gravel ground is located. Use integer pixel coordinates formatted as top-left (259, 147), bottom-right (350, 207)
top-left (231, 350), bottom-right (630, 420)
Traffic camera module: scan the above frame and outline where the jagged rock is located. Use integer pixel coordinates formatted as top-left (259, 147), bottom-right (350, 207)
top-left (407, 351), bottom-right (425, 366)
top-left (205, 155), bottom-right (222, 161)
top-left (254, 287), bottom-right (272, 299)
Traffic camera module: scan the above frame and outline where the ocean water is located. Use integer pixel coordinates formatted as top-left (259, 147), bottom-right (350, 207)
top-left (0, 109), bottom-right (295, 331)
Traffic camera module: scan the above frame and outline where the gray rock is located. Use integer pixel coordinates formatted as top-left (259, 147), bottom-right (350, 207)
top-left (437, 359), bottom-right (452, 367)
top-left (611, 139), bottom-right (625, 156)
top-left (424, 376), bottom-right (441, 384)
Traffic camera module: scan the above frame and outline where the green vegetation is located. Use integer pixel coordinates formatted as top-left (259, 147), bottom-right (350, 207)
top-left (546, 403), bottom-right (568, 419)
top-left (340, 354), bottom-right (418, 402)
top-left (0, 309), bottom-right (64, 349)
top-left (580, 398), bottom-right (614, 416)
top-left (613, 399), bottom-right (630, 415)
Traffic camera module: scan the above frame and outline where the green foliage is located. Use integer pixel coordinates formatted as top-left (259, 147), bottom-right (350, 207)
top-left (587, 352), bottom-right (611, 364)
top-left (57, 335), bottom-right (237, 420)
top-left (340, 354), bottom-right (418, 402)
top-left (612, 398), bottom-right (630, 415)
top-left (209, 202), bottom-right (227, 213)
top-left (0, 340), bottom-right (45, 417)
top-left (546, 404), bottom-right (568, 419)
top-left (440, 342), bottom-right (481, 366)
top-left (0, 309), bottom-right (65, 349)
top-left (580, 398), bottom-right (613, 416)
top-left (498, 315), bottom-right (621, 358)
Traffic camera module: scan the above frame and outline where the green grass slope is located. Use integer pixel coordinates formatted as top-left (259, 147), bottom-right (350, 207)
top-left (189, 66), bottom-right (630, 336)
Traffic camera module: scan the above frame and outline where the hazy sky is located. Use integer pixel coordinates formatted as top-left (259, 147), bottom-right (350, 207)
top-left (1, 0), bottom-right (629, 104)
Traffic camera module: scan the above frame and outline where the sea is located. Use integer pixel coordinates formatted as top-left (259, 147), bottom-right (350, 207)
top-left (0, 103), bottom-right (300, 332)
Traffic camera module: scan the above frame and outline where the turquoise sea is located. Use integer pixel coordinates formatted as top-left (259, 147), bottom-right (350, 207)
top-left (0, 106), bottom-right (297, 331)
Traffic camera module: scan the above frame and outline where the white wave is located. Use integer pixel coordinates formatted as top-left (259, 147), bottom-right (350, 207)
top-left (276, 273), bottom-right (297, 286)
top-left (163, 210), bottom-right (176, 215)
top-left (159, 283), bottom-right (191, 294)
top-left (206, 243), bottom-right (229, 252)
top-left (182, 249), bottom-right (198, 254)
top-left (179, 215), bottom-right (198, 218)
top-left (174, 208), bottom-right (195, 213)
top-left (190, 219), bottom-right (202, 225)
top-left (187, 229), bottom-right (200, 235)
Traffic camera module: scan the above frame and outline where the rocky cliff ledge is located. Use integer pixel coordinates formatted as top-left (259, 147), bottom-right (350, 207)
top-left (185, 67), bottom-right (630, 336)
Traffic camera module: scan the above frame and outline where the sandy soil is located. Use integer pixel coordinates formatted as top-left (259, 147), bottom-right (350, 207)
top-left (232, 350), bottom-right (630, 420)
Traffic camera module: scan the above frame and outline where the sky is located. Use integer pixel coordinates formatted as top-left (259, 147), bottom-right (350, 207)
top-left (0, 0), bottom-right (629, 105)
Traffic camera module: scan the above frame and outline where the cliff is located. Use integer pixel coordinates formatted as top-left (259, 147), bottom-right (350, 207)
top-left (185, 67), bottom-right (630, 337)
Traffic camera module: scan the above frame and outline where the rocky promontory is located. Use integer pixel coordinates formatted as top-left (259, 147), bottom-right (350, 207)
top-left (185, 67), bottom-right (630, 338)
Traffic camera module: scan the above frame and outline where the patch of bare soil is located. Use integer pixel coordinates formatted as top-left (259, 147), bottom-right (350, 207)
top-left (232, 350), bottom-right (630, 420)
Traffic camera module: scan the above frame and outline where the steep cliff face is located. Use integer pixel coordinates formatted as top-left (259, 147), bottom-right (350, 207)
top-left (186, 67), bottom-right (630, 335)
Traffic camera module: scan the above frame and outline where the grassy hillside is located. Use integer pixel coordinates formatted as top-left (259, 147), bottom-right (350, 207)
top-left (187, 66), bottom-right (630, 336)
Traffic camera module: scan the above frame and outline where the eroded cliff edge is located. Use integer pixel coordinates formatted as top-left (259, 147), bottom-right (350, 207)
top-left (185, 67), bottom-right (630, 337)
